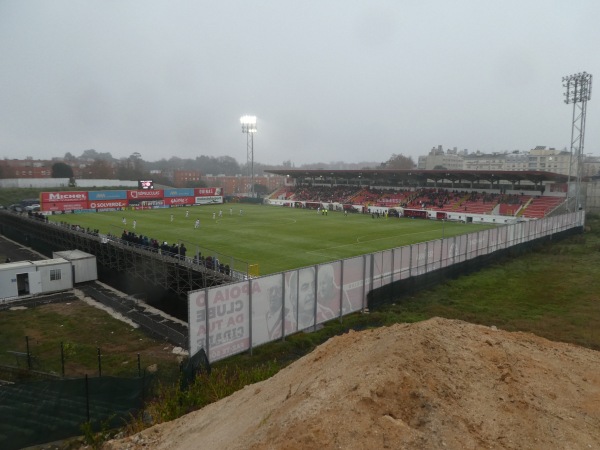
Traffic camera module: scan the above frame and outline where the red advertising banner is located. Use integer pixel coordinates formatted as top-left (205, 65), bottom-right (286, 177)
top-left (40, 191), bottom-right (88, 203)
top-left (127, 189), bottom-right (164, 200)
top-left (195, 187), bottom-right (222, 196)
top-left (164, 196), bottom-right (196, 206)
top-left (87, 200), bottom-right (128, 209)
top-left (41, 201), bottom-right (87, 212)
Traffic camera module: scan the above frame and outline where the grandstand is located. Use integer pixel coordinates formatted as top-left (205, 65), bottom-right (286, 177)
top-left (264, 168), bottom-right (571, 220)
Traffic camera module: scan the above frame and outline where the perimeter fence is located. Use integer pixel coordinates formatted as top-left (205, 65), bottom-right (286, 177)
top-left (188, 211), bottom-right (585, 363)
top-left (0, 373), bottom-right (153, 450)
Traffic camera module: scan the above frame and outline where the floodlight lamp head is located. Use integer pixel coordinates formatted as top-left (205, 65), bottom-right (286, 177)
top-left (240, 115), bottom-right (257, 125)
top-left (240, 115), bottom-right (257, 133)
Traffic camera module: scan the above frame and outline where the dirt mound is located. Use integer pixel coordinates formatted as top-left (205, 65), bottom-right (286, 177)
top-left (104, 318), bottom-right (600, 450)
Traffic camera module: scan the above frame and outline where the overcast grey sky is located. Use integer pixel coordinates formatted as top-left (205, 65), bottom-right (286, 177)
top-left (1, 1), bottom-right (598, 166)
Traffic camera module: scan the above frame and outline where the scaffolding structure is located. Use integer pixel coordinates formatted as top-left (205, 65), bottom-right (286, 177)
top-left (0, 212), bottom-right (238, 296)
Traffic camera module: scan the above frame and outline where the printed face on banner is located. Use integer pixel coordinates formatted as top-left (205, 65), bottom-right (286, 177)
top-left (316, 263), bottom-right (342, 321)
top-left (249, 275), bottom-right (292, 345)
top-left (342, 256), bottom-right (366, 313)
top-left (288, 268), bottom-right (316, 330)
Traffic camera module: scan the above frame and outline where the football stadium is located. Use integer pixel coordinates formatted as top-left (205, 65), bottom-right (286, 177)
top-left (0, 167), bottom-right (591, 449)
top-left (1, 168), bottom-right (584, 361)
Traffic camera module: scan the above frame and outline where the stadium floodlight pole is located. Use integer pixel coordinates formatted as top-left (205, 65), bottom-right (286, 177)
top-left (563, 72), bottom-right (592, 212)
top-left (240, 115), bottom-right (257, 198)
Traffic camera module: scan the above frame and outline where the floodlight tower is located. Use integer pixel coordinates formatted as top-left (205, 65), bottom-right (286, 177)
top-left (563, 72), bottom-right (592, 211)
top-left (240, 115), bottom-right (257, 197)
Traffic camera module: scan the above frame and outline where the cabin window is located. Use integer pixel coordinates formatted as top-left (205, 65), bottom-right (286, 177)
top-left (50, 269), bottom-right (62, 281)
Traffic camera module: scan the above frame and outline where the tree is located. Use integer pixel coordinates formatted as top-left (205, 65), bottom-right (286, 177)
top-left (51, 162), bottom-right (74, 178)
top-left (380, 154), bottom-right (415, 170)
top-left (80, 149), bottom-right (114, 161)
top-left (63, 152), bottom-right (77, 162)
top-left (87, 159), bottom-right (115, 179)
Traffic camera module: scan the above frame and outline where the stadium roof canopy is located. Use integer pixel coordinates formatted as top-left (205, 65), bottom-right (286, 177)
top-left (265, 169), bottom-right (570, 186)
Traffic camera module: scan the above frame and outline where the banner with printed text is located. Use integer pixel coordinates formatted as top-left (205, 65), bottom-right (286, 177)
top-left (88, 190), bottom-right (128, 201)
top-left (195, 196), bottom-right (223, 205)
top-left (188, 282), bottom-right (250, 361)
top-left (164, 196), bottom-right (196, 206)
top-left (88, 200), bottom-right (128, 210)
top-left (164, 188), bottom-right (195, 198)
top-left (195, 187), bottom-right (222, 196)
top-left (42, 201), bottom-right (87, 212)
top-left (41, 191), bottom-right (88, 203)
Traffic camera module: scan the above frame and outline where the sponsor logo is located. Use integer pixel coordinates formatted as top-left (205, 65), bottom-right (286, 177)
top-left (90, 201), bottom-right (127, 208)
top-left (129, 190), bottom-right (162, 199)
top-left (165, 188), bottom-right (195, 197)
top-left (195, 187), bottom-right (221, 196)
top-left (195, 196), bottom-right (223, 204)
top-left (47, 192), bottom-right (87, 202)
top-left (88, 190), bottom-right (127, 200)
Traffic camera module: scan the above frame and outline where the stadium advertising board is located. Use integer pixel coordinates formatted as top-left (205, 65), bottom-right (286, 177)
top-left (41, 191), bottom-right (88, 203)
top-left (127, 189), bottom-right (164, 200)
top-left (316, 261), bottom-right (349, 322)
top-left (88, 190), bottom-right (128, 201)
top-left (164, 188), bottom-right (195, 198)
top-left (189, 282), bottom-right (251, 361)
top-left (164, 196), bottom-right (196, 206)
top-left (88, 200), bottom-right (128, 209)
top-left (42, 201), bottom-right (87, 212)
top-left (249, 274), bottom-right (291, 346)
top-left (337, 257), bottom-right (366, 315)
top-left (129, 199), bottom-right (165, 209)
top-left (187, 212), bottom-right (584, 364)
top-left (195, 187), bottom-right (222, 196)
top-left (195, 196), bottom-right (223, 205)
top-left (374, 249), bottom-right (394, 288)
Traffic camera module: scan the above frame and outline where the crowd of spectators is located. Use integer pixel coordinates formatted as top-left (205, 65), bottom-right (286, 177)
top-left (293, 186), bottom-right (359, 203)
top-left (26, 213), bottom-right (234, 276)
top-left (286, 186), bottom-right (533, 216)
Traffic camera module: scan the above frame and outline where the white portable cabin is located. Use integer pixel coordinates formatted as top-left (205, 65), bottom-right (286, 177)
top-left (0, 258), bottom-right (73, 301)
top-left (52, 250), bottom-right (98, 283)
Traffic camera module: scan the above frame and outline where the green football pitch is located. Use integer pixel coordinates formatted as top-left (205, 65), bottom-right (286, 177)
top-left (48, 204), bottom-right (495, 275)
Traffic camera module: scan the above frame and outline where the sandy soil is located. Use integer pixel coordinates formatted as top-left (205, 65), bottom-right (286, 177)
top-left (103, 317), bottom-right (600, 450)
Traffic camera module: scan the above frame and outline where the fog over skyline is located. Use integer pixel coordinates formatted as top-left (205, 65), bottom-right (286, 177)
top-left (1, 1), bottom-right (598, 166)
